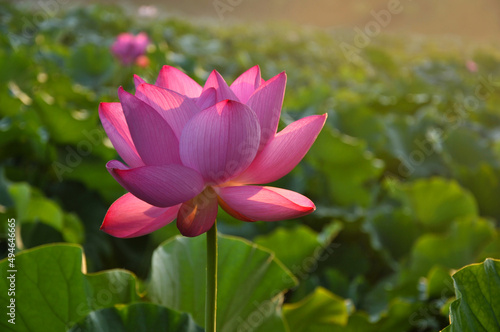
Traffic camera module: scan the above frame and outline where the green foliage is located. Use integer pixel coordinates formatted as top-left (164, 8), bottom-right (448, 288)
top-left (69, 303), bottom-right (203, 332)
top-left (0, 244), bottom-right (140, 331)
top-left (306, 126), bottom-right (384, 207)
top-left (8, 182), bottom-right (85, 245)
top-left (283, 287), bottom-right (349, 331)
top-left (1, 1), bottom-right (500, 331)
top-left (254, 223), bottom-right (342, 272)
top-left (147, 234), bottom-right (297, 331)
top-left (409, 217), bottom-right (495, 277)
top-left (445, 259), bottom-right (500, 331)
top-left (387, 177), bottom-right (478, 231)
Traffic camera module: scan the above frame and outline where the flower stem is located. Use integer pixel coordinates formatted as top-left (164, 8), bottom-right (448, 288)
top-left (206, 220), bottom-right (218, 332)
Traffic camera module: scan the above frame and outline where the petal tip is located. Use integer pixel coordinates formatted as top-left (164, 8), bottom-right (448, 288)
top-left (98, 102), bottom-right (109, 114)
top-left (160, 65), bottom-right (173, 71)
top-left (117, 86), bottom-right (129, 99)
top-left (269, 71), bottom-right (287, 83)
top-left (133, 74), bottom-right (146, 84)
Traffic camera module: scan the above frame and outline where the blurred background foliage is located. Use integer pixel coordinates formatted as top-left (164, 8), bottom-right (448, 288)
top-left (1, 1), bottom-right (500, 331)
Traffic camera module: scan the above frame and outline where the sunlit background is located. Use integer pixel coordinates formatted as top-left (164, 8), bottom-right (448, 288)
top-left (1, 0), bottom-right (500, 331)
top-left (87, 0), bottom-right (500, 41)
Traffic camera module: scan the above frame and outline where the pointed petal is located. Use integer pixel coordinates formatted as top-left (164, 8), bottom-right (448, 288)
top-left (135, 83), bottom-right (200, 138)
top-left (101, 193), bottom-right (180, 238)
top-left (133, 74), bottom-right (146, 88)
top-left (247, 72), bottom-right (286, 149)
top-left (177, 187), bottom-right (218, 237)
top-left (196, 87), bottom-right (216, 110)
top-left (118, 87), bottom-right (181, 165)
top-left (234, 114), bottom-right (327, 184)
top-left (179, 100), bottom-right (261, 184)
top-left (106, 160), bottom-right (204, 207)
top-left (202, 70), bottom-right (239, 103)
top-left (155, 65), bottom-right (202, 98)
top-left (230, 65), bottom-right (261, 103)
top-left (99, 102), bottom-right (144, 168)
top-left (215, 185), bottom-right (315, 221)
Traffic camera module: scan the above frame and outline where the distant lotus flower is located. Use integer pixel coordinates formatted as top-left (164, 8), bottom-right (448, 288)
top-left (99, 66), bottom-right (326, 237)
top-left (110, 32), bottom-right (149, 66)
top-left (138, 5), bottom-right (158, 18)
top-left (466, 60), bottom-right (478, 73)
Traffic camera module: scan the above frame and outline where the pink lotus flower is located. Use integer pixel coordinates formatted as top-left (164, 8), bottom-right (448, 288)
top-left (466, 60), bottom-right (478, 73)
top-left (138, 5), bottom-right (158, 18)
top-left (110, 32), bottom-right (149, 66)
top-left (99, 66), bottom-right (327, 237)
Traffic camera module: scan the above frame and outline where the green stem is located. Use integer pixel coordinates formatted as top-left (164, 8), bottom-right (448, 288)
top-left (206, 220), bottom-right (218, 332)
